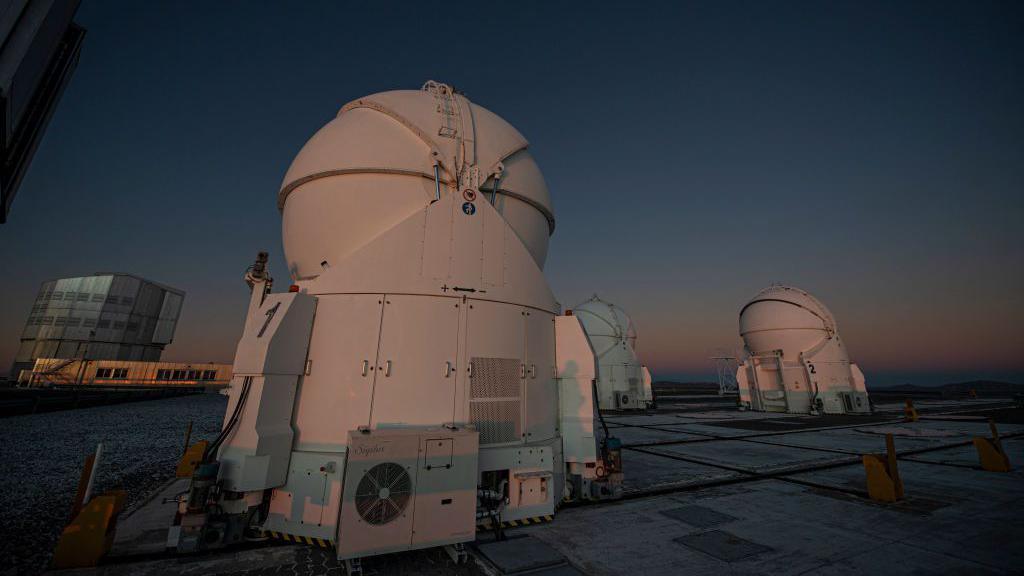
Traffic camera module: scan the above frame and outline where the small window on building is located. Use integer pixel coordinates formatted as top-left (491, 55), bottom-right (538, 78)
top-left (83, 318), bottom-right (97, 328)
top-left (156, 369), bottom-right (171, 380)
top-left (126, 322), bottom-right (139, 332)
top-left (66, 318), bottom-right (81, 327)
top-left (187, 370), bottom-right (199, 380)
top-left (96, 319), bottom-right (111, 329)
top-left (64, 292), bottom-right (76, 301)
top-left (112, 368), bottom-right (128, 379)
top-left (91, 294), bottom-right (105, 302)
top-left (54, 317), bottom-right (67, 326)
top-left (52, 291), bottom-right (63, 299)
top-left (42, 316), bottom-right (54, 325)
top-left (76, 293), bottom-right (89, 302)
top-left (95, 368), bottom-right (113, 378)
top-left (122, 296), bottom-right (134, 305)
top-left (172, 370), bottom-right (186, 380)
top-left (112, 321), bottom-right (126, 329)
top-left (202, 370), bottom-right (217, 381)
top-left (105, 295), bottom-right (119, 304)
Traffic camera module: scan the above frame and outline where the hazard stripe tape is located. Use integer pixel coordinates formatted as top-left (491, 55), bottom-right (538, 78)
top-left (261, 530), bottom-right (333, 549)
top-left (476, 514), bottom-right (554, 531)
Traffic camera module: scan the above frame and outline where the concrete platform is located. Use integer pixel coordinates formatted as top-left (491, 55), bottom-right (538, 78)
top-left (61, 399), bottom-right (1023, 576)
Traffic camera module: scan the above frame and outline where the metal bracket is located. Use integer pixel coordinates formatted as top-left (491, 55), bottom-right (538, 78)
top-left (444, 542), bottom-right (468, 564)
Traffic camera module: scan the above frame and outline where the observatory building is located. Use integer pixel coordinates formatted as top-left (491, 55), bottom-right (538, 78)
top-left (573, 295), bottom-right (653, 410)
top-left (735, 285), bottom-right (870, 415)
top-left (172, 82), bottom-right (622, 566)
top-left (10, 273), bottom-right (184, 379)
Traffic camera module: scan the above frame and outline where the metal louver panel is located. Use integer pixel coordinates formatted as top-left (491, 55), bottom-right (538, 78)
top-left (469, 357), bottom-right (521, 445)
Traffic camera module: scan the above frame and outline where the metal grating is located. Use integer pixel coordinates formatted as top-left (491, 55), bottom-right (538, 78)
top-left (471, 357), bottom-right (522, 399)
top-left (470, 400), bottom-right (521, 444)
top-left (470, 357), bottom-right (522, 445)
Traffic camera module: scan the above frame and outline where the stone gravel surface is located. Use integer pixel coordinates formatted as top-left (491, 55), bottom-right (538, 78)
top-left (0, 394), bottom-right (227, 575)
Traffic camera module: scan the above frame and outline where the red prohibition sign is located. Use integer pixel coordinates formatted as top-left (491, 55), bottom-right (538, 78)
top-left (462, 189), bottom-right (477, 202)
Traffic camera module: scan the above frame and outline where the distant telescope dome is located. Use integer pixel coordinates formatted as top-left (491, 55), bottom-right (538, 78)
top-left (739, 285), bottom-right (841, 360)
top-left (573, 295), bottom-right (638, 358)
top-left (278, 81), bottom-right (555, 279)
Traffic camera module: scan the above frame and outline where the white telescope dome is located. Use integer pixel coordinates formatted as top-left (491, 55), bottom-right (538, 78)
top-left (739, 285), bottom-right (841, 360)
top-left (573, 294), bottom-right (637, 358)
top-left (278, 81), bottom-right (555, 279)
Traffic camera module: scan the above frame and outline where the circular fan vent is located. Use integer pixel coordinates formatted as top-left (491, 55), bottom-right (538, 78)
top-left (355, 463), bottom-right (411, 525)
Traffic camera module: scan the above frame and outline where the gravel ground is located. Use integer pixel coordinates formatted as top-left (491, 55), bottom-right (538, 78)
top-left (0, 394), bottom-right (226, 576)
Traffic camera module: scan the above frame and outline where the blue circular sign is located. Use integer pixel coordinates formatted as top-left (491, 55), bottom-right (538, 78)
top-left (462, 201), bottom-right (476, 215)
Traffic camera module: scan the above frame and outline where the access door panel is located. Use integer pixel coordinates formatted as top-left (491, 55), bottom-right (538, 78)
top-left (465, 301), bottom-right (525, 445)
top-left (524, 310), bottom-right (557, 442)
top-left (293, 294), bottom-right (383, 450)
top-left (370, 295), bottom-right (460, 428)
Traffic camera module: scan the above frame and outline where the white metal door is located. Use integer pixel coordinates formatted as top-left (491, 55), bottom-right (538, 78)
top-left (370, 295), bottom-right (460, 428)
top-left (292, 294), bottom-right (384, 450)
top-left (465, 301), bottom-right (526, 445)
top-left (524, 310), bottom-right (557, 442)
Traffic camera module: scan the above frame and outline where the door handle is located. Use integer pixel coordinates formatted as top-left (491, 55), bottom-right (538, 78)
top-left (468, 362), bottom-right (474, 378)
top-left (520, 364), bottom-right (526, 378)
top-left (385, 360), bottom-right (392, 377)
top-left (444, 361), bottom-right (452, 378)
top-left (361, 360), bottom-right (368, 377)
top-left (529, 364), bottom-right (536, 379)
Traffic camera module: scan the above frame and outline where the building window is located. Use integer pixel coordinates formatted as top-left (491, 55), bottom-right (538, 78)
top-left (83, 318), bottom-right (97, 328)
top-left (76, 293), bottom-right (89, 302)
top-left (202, 370), bottom-right (217, 381)
top-left (122, 296), bottom-right (134, 305)
top-left (105, 295), bottom-right (119, 304)
top-left (64, 292), bottom-right (76, 301)
top-left (54, 317), bottom-right (68, 326)
top-left (186, 370), bottom-right (198, 380)
top-left (91, 294), bottom-right (105, 302)
top-left (172, 370), bottom-right (186, 380)
top-left (126, 322), bottom-right (139, 332)
top-left (95, 368), bottom-right (113, 378)
top-left (52, 291), bottom-right (63, 299)
top-left (112, 321), bottom-right (126, 329)
top-left (96, 319), bottom-right (111, 329)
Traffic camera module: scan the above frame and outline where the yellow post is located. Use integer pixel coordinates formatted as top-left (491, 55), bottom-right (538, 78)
top-left (176, 440), bottom-right (209, 478)
top-left (863, 433), bottom-right (904, 502)
top-left (904, 399), bottom-right (918, 422)
top-left (973, 419), bottom-right (1010, 472)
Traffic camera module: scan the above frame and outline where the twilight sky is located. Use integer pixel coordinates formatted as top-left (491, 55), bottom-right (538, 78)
top-left (0, 1), bottom-right (1021, 385)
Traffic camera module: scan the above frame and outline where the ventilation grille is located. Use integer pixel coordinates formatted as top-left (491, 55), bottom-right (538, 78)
top-left (355, 463), bottom-right (411, 525)
top-left (469, 357), bottom-right (521, 445)
top-left (628, 377), bottom-right (640, 394)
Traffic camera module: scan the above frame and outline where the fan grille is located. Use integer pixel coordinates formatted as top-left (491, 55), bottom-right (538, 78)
top-left (355, 463), bottom-right (411, 525)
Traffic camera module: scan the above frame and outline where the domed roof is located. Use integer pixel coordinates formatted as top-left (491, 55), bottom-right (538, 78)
top-left (278, 81), bottom-right (554, 231)
top-left (739, 285), bottom-right (837, 335)
top-left (573, 294), bottom-right (637, 342)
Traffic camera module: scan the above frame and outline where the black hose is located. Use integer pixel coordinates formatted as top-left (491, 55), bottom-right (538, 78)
top-left (204, 376), bottom-right (252, 461)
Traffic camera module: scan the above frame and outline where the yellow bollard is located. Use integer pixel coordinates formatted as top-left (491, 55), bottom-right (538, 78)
top-left (904, 399), bottom-right (919, 422)
top-left (973, 419), bottom-right (1011, 472)
top-left (52, 491), bottom-right (127, 568)
top-left (863, 433), bottom-right (904, 502)
top-left (176, 440), bottom-right (209, 478)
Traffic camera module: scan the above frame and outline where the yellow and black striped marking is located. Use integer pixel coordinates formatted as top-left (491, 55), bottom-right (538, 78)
top-left (261, 530), bottom-right (333, 549)
top-left (477, 514), bottom-right (553, 531)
